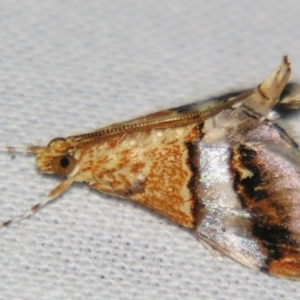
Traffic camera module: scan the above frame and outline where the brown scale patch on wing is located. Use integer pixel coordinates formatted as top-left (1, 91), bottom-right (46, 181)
top-left (267, 250), bottom-right (300, 279)
top-left (77, 125), bottom-right (201, 228)
top-left (130, 126), bottom-right (201, 228)
top-left (80, 148), bottom-right (95, 173)
top-left (231, 143), bottom-right (300, 279)
top-left (186, 124), bottom-right (204, 226)
top-left (253, 222), bottom-right (300, 278)
top-left (231, 145), bottom-right (282, 225)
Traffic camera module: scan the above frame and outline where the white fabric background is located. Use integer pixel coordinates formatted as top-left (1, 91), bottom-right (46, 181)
top-left (1, 1), bottom-right (300, 299)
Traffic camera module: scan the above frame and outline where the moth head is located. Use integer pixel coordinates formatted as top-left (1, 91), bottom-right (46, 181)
top-left (1, 137), bottom-right (80, 229)
top-left (27, 137), bottom-right (77, 177)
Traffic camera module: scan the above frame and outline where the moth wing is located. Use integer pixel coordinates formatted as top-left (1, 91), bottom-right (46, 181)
top-left (276, 83), bottom-right (300, 110)
top-left (194, 121), bottom-right (300, 279)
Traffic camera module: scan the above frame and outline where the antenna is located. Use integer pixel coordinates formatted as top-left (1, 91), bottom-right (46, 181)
top-left (0, 146), bottom-right (44, 154)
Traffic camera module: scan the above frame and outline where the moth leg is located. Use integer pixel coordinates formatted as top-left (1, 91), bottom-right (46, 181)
top-left (0, 178), bottom-right (74, 229)
top-left (89, 182), bottom-right (117, 195)
top-left (89, 177), bottom-right (145, 197)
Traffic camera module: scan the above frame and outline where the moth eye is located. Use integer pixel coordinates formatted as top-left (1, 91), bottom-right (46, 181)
top-left (52, 155), bottom-right (76, 176)
top-left (47, 137), bottom-right (66, 147)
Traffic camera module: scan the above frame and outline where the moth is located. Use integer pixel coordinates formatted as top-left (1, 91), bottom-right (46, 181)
top-left (2, 56), bottom-right (300, 279)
